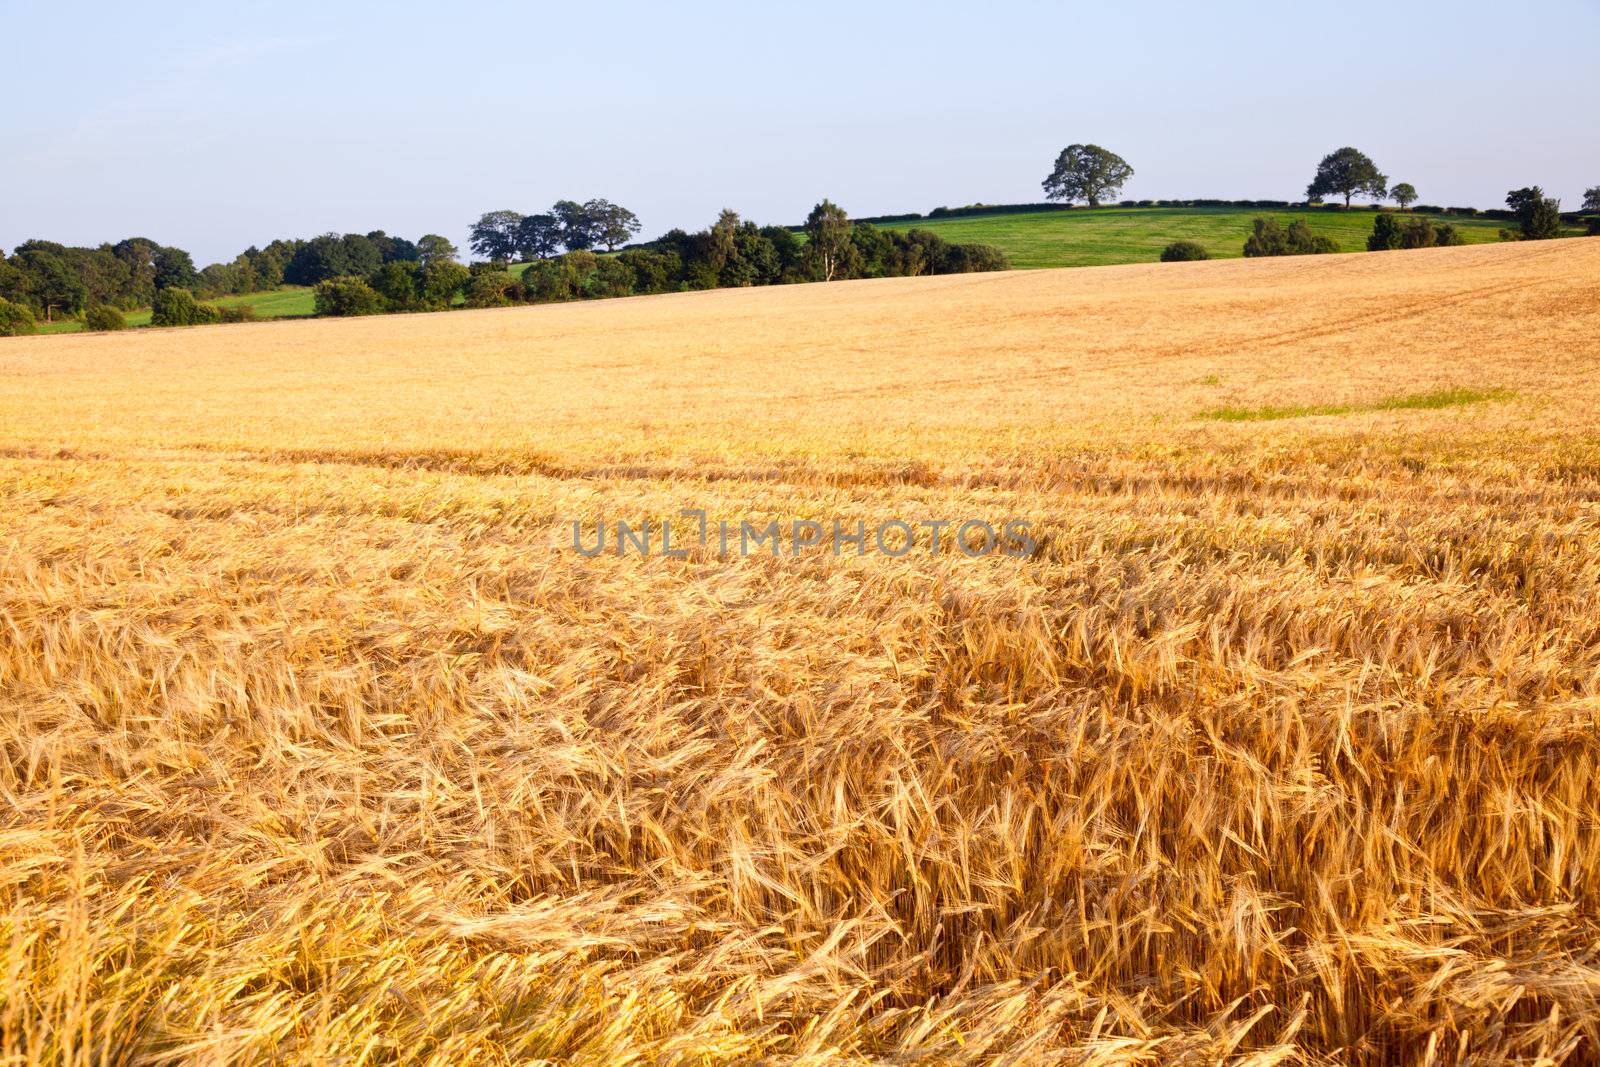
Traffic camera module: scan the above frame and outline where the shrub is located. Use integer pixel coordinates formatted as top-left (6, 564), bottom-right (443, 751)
top-left (370, 262), bottom-right (421, 311)
top-left (1520, 198), bottom-right (1564, 240)
top-left (0, 297), bottom-right (37, 336)
top-left (1373, 215), bottom-right (1464, 250)
top-left (524, 259), bottom-right (576, 302)
top-left (1160, 240), bottom-right (1210, 262)
top-left (1368, 214), bottom-right (1402, 251)
top-left (464, 270), bottom-right (517, 308)
top-left (418, 261), bottom-right (469, 310)
top-left (1287, 220), bottom-right (1338, 254)
top-left (312, 276), bottom-right (384, 317)
top-left (616, 249), bottom-right (681, 295)
top-left (1446, 206), bottom-right (1478, 216)
top-left (927, 242), bottom-right (987, 274)
top-left (218, 305), bottom-right (257, 323)
top-left (1431, 223), bottom-right (1465, 247)
top-left (937, 243), bottom-right (1008, 273)
top-left (1243, 218), bottom-right (1289, 257)
top-left (584, 258), bottom-right (636, 299)
top-left (84, 304), bottom-right (128, 331)
top-left (526, 252), bottom-right (599, 303)
top-left (151, 287), bottom-right (217, 327)
top-left (1245, 217), bottom-right (1337, 258)
top-left (1588, 217), bottom-right (1600, 237)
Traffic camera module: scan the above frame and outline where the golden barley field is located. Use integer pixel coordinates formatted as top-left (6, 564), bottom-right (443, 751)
top-left (3, 238), bottom-right (1600, 1065)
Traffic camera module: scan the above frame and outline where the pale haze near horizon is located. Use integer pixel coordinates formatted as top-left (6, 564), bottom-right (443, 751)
top-left (4, 0), bottom-right (1596, 266)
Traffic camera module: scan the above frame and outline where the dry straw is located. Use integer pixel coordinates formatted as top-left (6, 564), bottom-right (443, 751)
top-left (1, 239), bottom-right (1598, 1063)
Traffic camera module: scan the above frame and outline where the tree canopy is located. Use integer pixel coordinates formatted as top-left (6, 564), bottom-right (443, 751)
top-left (802, 200), bottom-right (857, 282)
top-left (587, 200), bottom-right (642, 252)
top-left (1243, 217), bottom-right (1338, 257)
top-left (514, 214), bottom-right (563, 260)
top-left (1506, 187), bottom-right (1563, 240)
top-left (468, 211), bottom-right (523, 262)
top-left (1306, 147), bottom-right (1387, 207)
top-left (415, 235), bottom-right (459, 267)
top-left (1041, 145), bottom-right (1134, 207)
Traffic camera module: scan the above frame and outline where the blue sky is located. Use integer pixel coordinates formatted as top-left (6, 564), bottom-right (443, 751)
top-left (4, 0), bottom-right (1596, 265)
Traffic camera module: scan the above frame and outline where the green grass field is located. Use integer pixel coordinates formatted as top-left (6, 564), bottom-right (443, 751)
top-left (36, 287), bottom-right (315, 334)
top-left (211, 287), bottom-right (316, 318)
top-left (869, 205), bottom-right (1535, 269)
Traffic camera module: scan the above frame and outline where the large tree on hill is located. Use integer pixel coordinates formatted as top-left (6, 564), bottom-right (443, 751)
top-left (284, 234), bottom-right (351, 286)
top-left (415, 234), bottom-right (459, 267)
top-left (152, 245), bottom-right (198, 290)
top-left (111, 238), bottom-right (161, 303)
top-left (1041, 144), bottom-right (1133, 207)
top-left (1507, 186), bottom-right (1563, 240)
top-left (514, 213), bottom-right (563, 259)
top-left (1582, 186), bottom-right (1600, 212)
top-left (339, 233), bottom-right (383, 277)
top-left (587, 199), bottom-right (642, 252)
top-left (1389, 182), bottom-right (1418, 210)
top-left (802, 199), bottom-right (858, 282)
top-left (469, 210), bottom-right (523, 261)
top-left (11, 241), bottom-right (89, 316)
top-left (1306, 147), bottom-right (1387, 207)
top-left (365, 231), bottom-right (419, 263)
top-left (552, 200), bottom-right (600, 251)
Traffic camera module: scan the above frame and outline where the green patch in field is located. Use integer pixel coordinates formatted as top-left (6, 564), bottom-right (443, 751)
top-left (211, 287), bottom-right (316, 319)
top-left (872, 206), bottom-right (1563, 270)
top-left (34, 287), bottom-right (316, 334)
top-left (1200, 387), bottom-right (1513, 422)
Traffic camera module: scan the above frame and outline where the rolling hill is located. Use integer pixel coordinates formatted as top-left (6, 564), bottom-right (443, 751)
top-left (862, 204), bottom-right (1530, 268)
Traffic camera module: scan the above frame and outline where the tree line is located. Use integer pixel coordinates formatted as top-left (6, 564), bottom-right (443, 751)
top-left (0, 195), bottom-right (1007, 333)
top-left (1140, 147), bottom-right (1591, 264)
top-left (0, 229), bottom-right (467, 333)
top-left (2, 142), bottom-right (1594, 337)
top-left (1042, 142), bottom-right (1596, 233)
top-left (469, 200), bottom-right (642, 259)
top-left (312, 200), bottom-right (1008, 317)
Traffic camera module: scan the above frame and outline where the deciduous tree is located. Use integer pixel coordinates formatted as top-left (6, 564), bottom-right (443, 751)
top-left (1506, 187), bottom-right (1563, 240)
top-left (1041, 144), bottom-right (1134, 207)
top-left (1306, 147), bottom-right (1387, 207)
top-left (416, 235), bottom-right (459, 267)
top-left (587, 199), bottom-right (641, 252)
top-left (553, 201), bottom-right (600, 252)
top-left (153, 245), bottom-right (198, 290)
top-left (514, 214), bottom-right (563, 259)
top-left (312, 276), bottom-right (384, 316)
top-left (469, 211), bottom-right (524, 261)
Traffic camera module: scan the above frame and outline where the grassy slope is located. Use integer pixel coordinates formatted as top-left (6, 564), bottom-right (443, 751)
top-left (37, 286), bottom-right (315, 334)
top-left (211, 287), bottom-right (315, 318)
top-left (869, 205), bottom-right (1527, 269)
